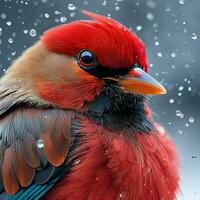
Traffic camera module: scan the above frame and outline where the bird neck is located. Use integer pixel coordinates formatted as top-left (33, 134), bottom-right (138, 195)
top-left (87, 84), bottom-right (153, 133)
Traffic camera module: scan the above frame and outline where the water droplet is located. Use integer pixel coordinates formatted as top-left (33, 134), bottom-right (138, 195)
top-left (70, 12), bottom-right (76, 18)
top-left (29, 29), bottom-right (37, 37)
top-left (54, 10), bottom-right (61, 15)
top-left (102, 0), bottom-right (107, 6)
top-left (153, 23), bottom-right (159, 28)
top-left (107, 13), bottom-right (111, 18)
top-left (11, 51), bottom-right (16, 56)
top-left (146, 0), bottom-right (157, 8)
top-left (191, 33), bottom-right (197, 40)
top-left (157, 125), bottom-right (165, 134)
top-left (68, 3), bottom-right (76, 11)
top-left (178, 92), bottom-right (182, 96)
top-left (55, 18), bottom-right (59, 23)
top-left (6, 21), bottom-right (12, 26)
top-left (37, 139), bottom-right (44, 149)
top-left (155, 41), bottom-right (160, 46)
top-left (136, 2), bottom-right (140, 6)
top-left (118, 193), bottom-right (125, 199)
top-left (176, 110), bottom-right (182, 116)
top-left (171, 65), bottom-right (176, 69)
top-left (60, 16), bottom-right (67, 23)
top-left (169, 98), bottom-right (174, 104)
top-left (0, 13), bottom-right (7, 19)
top-left (171, 52), bottom-right (176, 58)
top-left (154, 36), bottom-right (158, 40)
top-left (165, 6), bottom-right (171, 12)
top-left (44, 13), bottom-right (50, 18)
top-left (185, 122), bottom-right (189, 127)
top-left (178, 129), bottom-right (183, 135)
top-left (157, 52), bottom-right (163, 58)
top-left (136, 25), bottom-right (142, 31)
top-left (115, 6), bottom-right (120, 11)
top-left (8, 38), bottom-right (13, 43)
top-left (189, 117), bottom-right (195, 123)
top-left (146, 12), bottom-right (154, 21)
top-left (188, 86), bottom-right (192, 91)
top-left (167, 33), bottom-right (171, 37)
top-left (179, 0), bottom-right (185, 5)
top-left (147, 167), bottom-right (151, 173)
top-left (178, 86), bottom-right (184, 91)
top-left (23, 29), bottom-right (28, 34)
top-left (74, 159), bottom-right (80, 165)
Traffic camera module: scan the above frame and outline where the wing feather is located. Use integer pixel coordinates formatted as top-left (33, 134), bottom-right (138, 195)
top-left (0, 88), bottom-right (75, 195)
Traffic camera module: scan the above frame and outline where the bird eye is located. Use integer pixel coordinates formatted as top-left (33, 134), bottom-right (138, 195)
top-left (77, 50), bottom-right (97, 70)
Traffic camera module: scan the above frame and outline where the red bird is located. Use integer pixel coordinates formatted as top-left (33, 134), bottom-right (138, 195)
top-left (0, 11), bottom-right (179, 200)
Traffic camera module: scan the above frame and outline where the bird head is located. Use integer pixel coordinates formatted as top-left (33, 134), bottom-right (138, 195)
top-left (2, 10), bottom-right (166, 113)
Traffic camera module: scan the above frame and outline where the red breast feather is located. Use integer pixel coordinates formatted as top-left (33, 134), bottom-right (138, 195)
top-left (45, 118), bottom-right (179, 200)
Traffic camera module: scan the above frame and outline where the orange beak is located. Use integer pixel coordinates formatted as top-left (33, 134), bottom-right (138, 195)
top-left (103, 68), bottom-right (166, 95)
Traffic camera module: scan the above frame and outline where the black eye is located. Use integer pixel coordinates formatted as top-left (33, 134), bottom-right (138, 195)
top-left (77, 50), bottom-right (97, 70)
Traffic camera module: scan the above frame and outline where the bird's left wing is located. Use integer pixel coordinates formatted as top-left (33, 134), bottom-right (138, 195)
top-left (0, 86), bottom-right (76, 199)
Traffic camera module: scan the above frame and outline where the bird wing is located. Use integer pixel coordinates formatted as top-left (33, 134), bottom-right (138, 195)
top-left (0, 86), bottom-right (76, 199)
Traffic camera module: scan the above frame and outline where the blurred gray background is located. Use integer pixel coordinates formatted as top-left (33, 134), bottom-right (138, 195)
top-left (0, 0), bottom-right (199, 199)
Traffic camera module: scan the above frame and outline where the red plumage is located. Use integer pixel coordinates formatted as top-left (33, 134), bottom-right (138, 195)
top-left (45, 117), bottom-right (179, 200)
top-left (42, 11), bottom-right (148, 72)
top-left (0, 10), bottom-right (179, 200)
top-left (41, 11), bottom-right (179, 200)
top-left (37, 75), bottom-right (104, 110)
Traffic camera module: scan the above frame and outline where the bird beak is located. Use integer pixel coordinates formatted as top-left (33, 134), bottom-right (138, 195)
top-left (103, 67), bottom-right (167, 95)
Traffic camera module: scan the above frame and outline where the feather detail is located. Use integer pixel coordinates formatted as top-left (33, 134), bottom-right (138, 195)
top-left (45, 118), bottom-right (179, 200)
top-left (2, 148), bottom-right (20, 195)
top-left (0, 106), bottom-right (74, 195)
top-left (41, 11), bottom-right (148, 72)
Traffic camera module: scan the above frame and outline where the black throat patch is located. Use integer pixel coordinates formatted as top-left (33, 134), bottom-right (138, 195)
top-left (87, 84), bottom-right (154, 133)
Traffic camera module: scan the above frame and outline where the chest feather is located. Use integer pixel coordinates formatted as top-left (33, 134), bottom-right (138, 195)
top-left (45, 119), bottom-right (179, 200)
